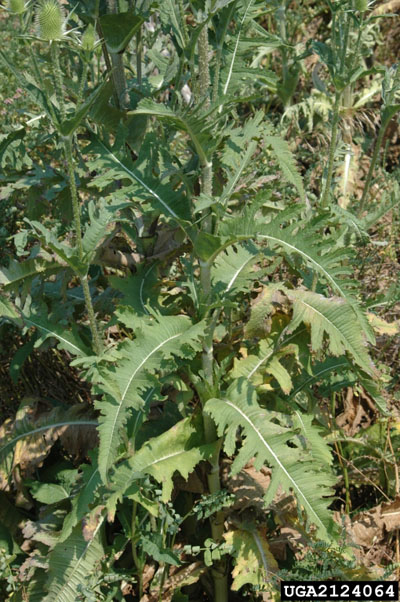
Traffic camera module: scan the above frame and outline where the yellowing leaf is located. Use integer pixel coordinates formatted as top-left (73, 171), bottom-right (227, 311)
top-left (367, 313), bottom-right (400, 336)
top-left (224, 527), bottom-right (278, 591)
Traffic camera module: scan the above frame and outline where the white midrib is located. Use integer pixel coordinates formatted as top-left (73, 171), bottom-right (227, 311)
top-left (223, 399), bottom-right (325, 530)
top-left (258, 234), bottom-right (345, 298)
top-left (121, 333), bottom-right (181, 400)
top-left (247, 346), bottom-right (274, 379)
top-left (2, 421), bottom-right (97, 456)
top-left (25, 318), bottom-right (83, 354)
top-left (222, 0), bottom-right (255, 97)
top-left (54, 517), bottom-right (104, 599)
top-left (225, 254), bottom-right (256, 292)
top-left (289, 359), bottom-right (348, 399)
top-left (98, 141), bottom-right (180, 220)
top-left (105, 333), bottom-right (183, 472)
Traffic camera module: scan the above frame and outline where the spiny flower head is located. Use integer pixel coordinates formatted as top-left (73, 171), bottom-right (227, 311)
top-left (35, 0), bottom-right (66, 41)
top-left (6, 0), bottom-right (27, 13)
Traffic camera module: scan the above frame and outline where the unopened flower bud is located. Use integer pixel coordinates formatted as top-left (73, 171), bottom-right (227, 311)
top-left (7, 0), bottom-right (26, 14)
top-left (355, 0), bottom-right (368, 12)
top-left (81, 23), bottom-right (96, 51)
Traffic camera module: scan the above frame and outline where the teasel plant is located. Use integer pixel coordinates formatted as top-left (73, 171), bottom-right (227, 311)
top-left (0, 1), bottom-right (391, 601)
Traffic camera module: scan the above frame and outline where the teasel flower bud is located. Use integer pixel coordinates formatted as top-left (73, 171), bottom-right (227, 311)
top-left (6, 0), bottom-right (27, 14)
top-left (81, 23), bottom-right (96, 52)
top-left (355, 0), bottom-right (368, 13)
top-left (36, 0), bottom-right (66, 41)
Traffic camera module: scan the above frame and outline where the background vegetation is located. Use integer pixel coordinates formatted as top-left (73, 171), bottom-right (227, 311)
top-left (0, 0), bottom-right (400, 600)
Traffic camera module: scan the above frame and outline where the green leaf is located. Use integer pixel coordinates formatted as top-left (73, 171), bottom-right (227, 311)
top-left (287, 289), bottom-right (376, 376)
top-left (212, 243), bottom-right (260, 297)
top-left (287, 356), bottom-right (352, 401)
top-left (0, 49), bottom-right (55, 119)
top-left (109, 264), bottom-right (160, 316)
top-left (87, 134), bottom-right (195, 236)
top-left (141, 535), bottom-right (180, 566)
top-left (20, 302), bottom-right (92, 357)
top-left (99, 13), bottom-right (144, 54)
top-left (27, 220), bottom-right (86, 275)
top-left (290, 412), bottom-right (333, 466)
top-left (0, 127), bottom-right (26, 163)
top-left (0, 257), bottom-right (62, 293)
top-left (0, 404), bottom-right (97, 469)
top-left (194, 232), bottom-right (222, 262)
top-left (30, 482), bottom-right (69, 504)
top-left (60, 460), bottom-right (102, 542)
top-left (205, 379), bottom-right (337, 541)
top-left (130, 98), bottom-right (214, 165)
top-left (231, 338), bottom-right (293, 394)
top-left (58, 80), bottom-right (110, 137)
top-left (109, 415), bottom-right (214, 503)
top-left (82, 197), bottom-right (130, 262)
top-left (0, 294), bottom-right (22, 323)
top-left (44, 522), bottom-right (104, 602)
top-left (95, 315), bottom-right (205, 482)
top-left (221, 208), bottom-right (375, 343)
top-left (265, 135), bottom-right (305, 202)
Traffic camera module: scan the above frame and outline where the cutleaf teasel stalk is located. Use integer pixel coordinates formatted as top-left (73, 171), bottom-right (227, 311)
top-left (35, 0), bottom-right (103, 355)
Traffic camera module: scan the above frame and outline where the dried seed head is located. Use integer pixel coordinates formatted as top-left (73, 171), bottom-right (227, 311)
top-left (36, 0), bottom-right (65, 41)
top-left (7, 0), bottom-right (27, 14)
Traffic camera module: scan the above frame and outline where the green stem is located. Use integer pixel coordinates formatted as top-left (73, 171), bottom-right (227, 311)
top-left (331, 393), bottom-right (351, 514)
top-left (178, 0), bottom-right (189, 46)
top-left (131, 501), bottom-right (143, 598)
top-left (63, 137), bottom-right (83, 256)
top-left (136, 27), bottom-right (142, 86)
top-left (212, 3), bottom-right (235, 104)
top-left (51, 42), bottom-right (66, 121)
top-left (77, 62), bottom-right (88, 106)
top-left (63, 137), bottom-right (102, 355)
top-left (96, 20), bottom-right (119, 107)
top-left (358, 125), bottom-right (387, 216)
top-left (197, 22), bottom-right (228, 602)
top-left (197, 23), bottom-right (210, 108)
top-left (321, 91), bottom-right (341, 208)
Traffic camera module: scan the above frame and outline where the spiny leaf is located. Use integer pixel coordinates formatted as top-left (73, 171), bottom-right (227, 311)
top-left (130, 98), bottom-right (213, 165)
top-left (212, 243), bottom-right (260, 296)
top-left (109, 416), bottom-right (214, 504)
top-left (82, 197), bottom-right (129, 262)
top-left (60, 459), bottom-right (102, 542)
top-left (87, 134), bottom-right (195, 236)
top-left (231, 339), bottom-right (293, 395)
top-left (265, 134), bottom-right (305, 202)
top-left (95, 315), bottom-right (205, 482)
top-left (286, 289), bottom-right (376, 376)
top-left (205, 379), bottom-right (337, 541)
top-left (44, 522), bottom-right (104, 602)
top-left (109, 264), bottom-right (160, 316)
top-left (0, 257), bottom-right (62, 292)
top-left (99, 13), bottom-right (143, 54)
top-left (220, 207), bottom-right (375, 343)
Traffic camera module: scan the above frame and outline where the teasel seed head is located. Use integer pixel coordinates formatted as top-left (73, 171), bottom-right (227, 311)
top-left (36, 0), bottom-right (66, 41)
